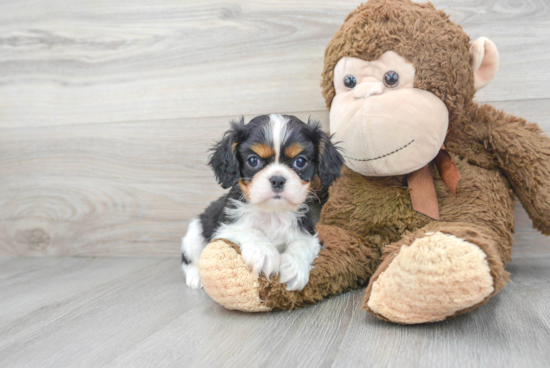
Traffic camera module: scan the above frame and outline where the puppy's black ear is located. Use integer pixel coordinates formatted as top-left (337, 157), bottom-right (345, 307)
top-left (308, 119), bottom-right (344, 188)
top-left (208, 117), bottom-right (247, 189)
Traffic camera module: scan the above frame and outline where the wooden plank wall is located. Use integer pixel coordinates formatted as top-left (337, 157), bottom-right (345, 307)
top-left (1, 0), bottom-right (549, 256)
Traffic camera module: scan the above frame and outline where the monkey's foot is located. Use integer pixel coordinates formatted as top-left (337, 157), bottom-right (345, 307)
top-left (363, 232), bottom-right (495, 324)
top-left (199, 239), bottom-right (271, 312)
top-left (199, 225), bottom-right (377, 312)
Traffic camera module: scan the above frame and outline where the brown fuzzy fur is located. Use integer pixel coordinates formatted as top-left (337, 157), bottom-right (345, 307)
top-left (252, 0), bottom-right (550, 317)
top-left (321, 0), bottom-right (475, 125)
top-left (200, 0), bottom-right (550, 323)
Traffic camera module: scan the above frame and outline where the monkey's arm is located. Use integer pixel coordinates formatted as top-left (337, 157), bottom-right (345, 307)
top-left (486, 106), bottom-right (550, 235)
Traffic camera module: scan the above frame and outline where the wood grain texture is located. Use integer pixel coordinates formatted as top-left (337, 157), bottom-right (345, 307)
top-left (0, 0), bottom-right (549, 128)
top-left (1, 101), bottom-right (548, 256)
top-left (331, 281), bottom-right (550, 368)
top-left (0, 255), bottom-right (548, 368)
top-left (1, 0), bottom-right (550, 256)
top-left (0, 111), bottom-right (328, 256)
top-left (507, 254), bottom-right (550, 328)
top-left (0, 257), bottom-right (164, 338)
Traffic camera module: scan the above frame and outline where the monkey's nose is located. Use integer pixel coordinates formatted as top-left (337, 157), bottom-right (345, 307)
top-left (270, 176), bottom-right (286, 192)
top-left (353, 82), bottom-right (385, 99)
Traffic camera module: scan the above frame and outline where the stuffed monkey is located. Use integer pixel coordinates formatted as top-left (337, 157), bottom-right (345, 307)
top-left (197, 0), bottom-right (550, 323)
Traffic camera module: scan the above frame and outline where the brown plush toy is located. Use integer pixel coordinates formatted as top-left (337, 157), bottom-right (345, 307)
top-left (197, 0), bottom-right (550, 324)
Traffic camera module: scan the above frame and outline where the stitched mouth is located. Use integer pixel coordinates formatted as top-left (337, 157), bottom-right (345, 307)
top-left (343, 139), bottom-right (415, 162)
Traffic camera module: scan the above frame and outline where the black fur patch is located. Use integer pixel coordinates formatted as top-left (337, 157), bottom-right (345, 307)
top-left (298, 207), bottom-right (317, 235)
top-left (208, 117), bottom-right (249, 189)
top-left (199, 185), bottom-right (246, 241)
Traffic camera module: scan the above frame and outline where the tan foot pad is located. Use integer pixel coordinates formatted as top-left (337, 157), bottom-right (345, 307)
top-left (367, 232), bottom-right (494, 324)
top-left (198, 240), bottom-right (271, 312)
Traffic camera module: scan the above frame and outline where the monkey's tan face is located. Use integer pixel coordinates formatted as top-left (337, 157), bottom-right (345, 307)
top-left (330, 51), bottom-right (449, 176)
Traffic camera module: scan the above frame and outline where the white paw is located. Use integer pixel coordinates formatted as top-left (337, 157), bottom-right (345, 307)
top-left (279, 253), bottom-right (311, 291)
top-left (183, 264), bottom-right (203, 289)
top-left (240, 241), bottom-right (280, 278)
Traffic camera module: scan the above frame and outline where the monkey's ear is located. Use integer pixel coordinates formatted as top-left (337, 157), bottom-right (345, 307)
top-left (309, 120), bottom-right (344, 188)
top-left (208, 118), bottom-right (246, 189)
top-left (470, 37), bottom-right (499, 90)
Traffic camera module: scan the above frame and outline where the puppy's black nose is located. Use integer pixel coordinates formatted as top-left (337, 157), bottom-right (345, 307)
top-left (270, 176), bottom-right (286, 192)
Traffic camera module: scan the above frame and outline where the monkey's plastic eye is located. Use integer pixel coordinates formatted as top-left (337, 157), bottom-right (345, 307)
top-left (383, 71), bottom-right (399, 87)
top-left (247, 156), bottom-right (260, 168)
top-left (293, 157), bottom-right (307, 169)
top-left (343, 75), bottom-right (357, 89)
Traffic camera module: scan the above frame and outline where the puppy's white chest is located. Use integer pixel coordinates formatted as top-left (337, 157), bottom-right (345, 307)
top-left (240, 211), bottom-right (300, 251)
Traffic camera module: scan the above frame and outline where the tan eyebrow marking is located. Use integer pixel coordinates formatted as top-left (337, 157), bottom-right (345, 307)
top-left (284, 143), bottom-right (303, 158)
top-left (251, 143), bottom-right (275, 158)
top-left (238, 179), bottom-right (251, 200)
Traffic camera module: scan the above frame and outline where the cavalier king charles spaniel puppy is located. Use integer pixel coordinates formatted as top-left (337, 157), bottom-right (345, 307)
top-left (182, 114), bottom-right (344, 291)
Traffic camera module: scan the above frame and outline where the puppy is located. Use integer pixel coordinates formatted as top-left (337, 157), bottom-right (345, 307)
top-left (181, 114), bottom-right (344, 291)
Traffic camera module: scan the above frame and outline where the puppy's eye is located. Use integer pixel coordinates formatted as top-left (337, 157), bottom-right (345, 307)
top-left (293, 157), bottom-right (307, 169)
top-left (383, 71), bottom-right (399, 88)
top-left (343, 74), bottom-right (357, 89)
top-left (247, 156), bottom-right (260, 168)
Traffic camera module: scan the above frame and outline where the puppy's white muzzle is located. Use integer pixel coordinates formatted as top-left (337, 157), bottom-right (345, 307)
top-left (248, 163), bottom-right (310, 211)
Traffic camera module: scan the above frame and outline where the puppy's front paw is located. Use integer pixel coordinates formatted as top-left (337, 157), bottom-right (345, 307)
top-left (240, 241), bottom-right (280, 278)
top-left (279, 253), bottom-right (311, 291)
top-left (183, 264), bottom-right (203, 289)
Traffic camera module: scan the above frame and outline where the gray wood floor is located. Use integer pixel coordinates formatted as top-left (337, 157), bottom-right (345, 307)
top-left (0, 250), bottom-right (549, 368)
top-left (1, 0), bottom-right (550, 367)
